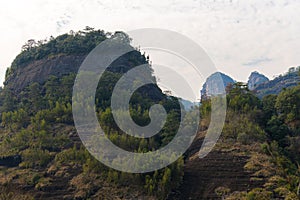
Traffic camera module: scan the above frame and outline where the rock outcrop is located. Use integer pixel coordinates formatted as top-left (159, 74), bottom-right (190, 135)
top-left (253, 71), bottom-right (300, 98)
top-left (247, 71), bottom-right (269, 91)
top-left (201, 72), bottom-right (235, 99)
top-left (4, 54), bottom-right (85, 93)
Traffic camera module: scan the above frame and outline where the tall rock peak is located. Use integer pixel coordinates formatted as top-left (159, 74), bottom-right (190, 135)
top-left (247, 71), bottom-right (269, 90)
top-left (201, 72), bottom-right (235, 99)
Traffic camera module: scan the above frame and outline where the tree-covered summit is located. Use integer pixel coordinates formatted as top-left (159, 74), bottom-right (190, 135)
top-left (10, 27), bottom-right (109, 70)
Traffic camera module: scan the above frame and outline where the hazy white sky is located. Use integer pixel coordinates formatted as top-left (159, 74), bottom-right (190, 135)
top-left (1, 0), bottom-right (300, 89)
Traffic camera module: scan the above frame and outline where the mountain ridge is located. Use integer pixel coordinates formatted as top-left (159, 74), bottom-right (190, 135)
top-left (247, 71), bottom-right (269, 91)
top-left (201, 68), bottom-right (300, 99)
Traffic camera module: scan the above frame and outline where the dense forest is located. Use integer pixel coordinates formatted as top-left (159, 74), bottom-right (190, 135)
top-left (0, 28), bottom-right (299, 199)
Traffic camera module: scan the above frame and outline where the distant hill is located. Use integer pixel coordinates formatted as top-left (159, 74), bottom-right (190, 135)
top-left (247, 71), bottom-right (269, 90)
top-left (253, 68), bottom-right (300, 98)
top-left (201, 68), bottom-right (300, 100)
top-left (200, 72), bottom-right (235, 99)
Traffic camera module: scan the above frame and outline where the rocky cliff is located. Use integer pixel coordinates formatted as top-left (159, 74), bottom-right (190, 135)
top-left (247, 71), bottom-right (269, 91)
top-left (253, 71), bottom-right (300, 98)
top-left (4, 50), bottom-right (148, 95)
top-left (201, 70), bottom-right (300, 100)
top-left (201, 72), bottom-right (235, 99)
top-left (4, 54), bottom-right (85, 93)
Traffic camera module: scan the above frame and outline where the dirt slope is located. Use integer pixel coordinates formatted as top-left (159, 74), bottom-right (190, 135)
top-left (168, 135), bottom-right (263, 200)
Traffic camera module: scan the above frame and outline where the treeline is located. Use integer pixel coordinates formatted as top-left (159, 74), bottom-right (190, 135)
top-left (10, 27), bottom-right (107, 70)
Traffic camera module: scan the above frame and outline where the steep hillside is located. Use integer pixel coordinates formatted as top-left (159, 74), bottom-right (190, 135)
top-left (170, 81), bottom-right (300, 199)
top-left (4, 54), bottom-right (85, 93)
top-left (168, 133), bottom-right (264, 200)
top-left (0, 29), bottom-right (184, 199)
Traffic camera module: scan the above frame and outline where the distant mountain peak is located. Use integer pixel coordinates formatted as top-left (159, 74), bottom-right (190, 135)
top-left (201, 72), bottom-right (235, 99)
top-left (247, 71), bottom-right (269, 90)
top-left (252, 69), bottom-right (300, 98)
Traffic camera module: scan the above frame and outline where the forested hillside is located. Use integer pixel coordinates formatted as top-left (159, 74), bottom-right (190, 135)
top-left (0, 28), bottom-right (299, 199)
top-left (191, 80), bottom-right (300, 199)
top-left (0, 28), bottom-right (184, 199)
top-left (170, 79), bottom-right (300, 199)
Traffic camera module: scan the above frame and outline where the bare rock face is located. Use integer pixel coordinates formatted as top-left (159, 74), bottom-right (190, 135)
top-left (4, 54), bottom-right (86, 93)
top-left (247, 71), bottom-right (269, 91)
top-left (201, 72), bottom-right (235, 99)
top-left (4, 49), bottom-right (147, 94)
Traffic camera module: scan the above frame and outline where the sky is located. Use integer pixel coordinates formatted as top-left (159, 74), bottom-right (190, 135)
top-left (1, 0), bottom-right (300, 97)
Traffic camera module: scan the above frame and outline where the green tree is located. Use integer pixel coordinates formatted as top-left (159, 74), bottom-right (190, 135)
top-left (275, 86), bottom-right (300, 137)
